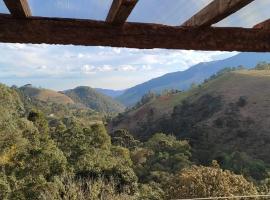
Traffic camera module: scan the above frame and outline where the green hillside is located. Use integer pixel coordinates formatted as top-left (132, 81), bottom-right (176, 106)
top-left (64, 86), bottom-right (125, 114)
top-left (111, 69), bottom-right (270, 180)
top-left (19, 85), bottom-right (125, 114)
top-left (20, 85), bottom-right (74, 105)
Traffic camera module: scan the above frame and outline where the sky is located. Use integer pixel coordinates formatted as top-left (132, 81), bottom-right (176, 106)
top-left (0, 0), bottom-right (270, 90)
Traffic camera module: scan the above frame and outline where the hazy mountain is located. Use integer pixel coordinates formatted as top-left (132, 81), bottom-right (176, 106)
top-left (64, 86), bottom-right (125, 114)
top-left (95, 88), bottom-right (126, 98)
top-left (116, 52), bottom-right (270, 106)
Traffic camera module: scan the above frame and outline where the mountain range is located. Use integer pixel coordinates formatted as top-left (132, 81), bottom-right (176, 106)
top-left (17, 52), bottom-right (270, 113)
top-left (115, 52), bottom-right (270, 106)
top-left (95, 88), bottom-right (125, 98)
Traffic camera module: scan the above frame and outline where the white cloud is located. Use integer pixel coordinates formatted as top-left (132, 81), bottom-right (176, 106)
top-left (117, 65), bottom-right (137, 72)
top-left (77, 53), bottom-right (84, 58)
top-left (36, 65), bottom-right (48, 70)
top-left (0, 43), bottom-right (237, 90)
top-left (112, 48), bottom-right (121, 54)
top-left (81, 65), bottom-right (96, 74)
top-left (6, 44), bottom-right (27, 50)
top-left (142, 65), bottom-right (153, 71)
top-left (97, 65), bottom-right (114, 72)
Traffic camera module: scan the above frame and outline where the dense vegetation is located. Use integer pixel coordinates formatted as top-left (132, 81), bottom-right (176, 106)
top-left (1, 80), bottom-right (268, 199)
top-left (111, 64), bottom-right (270, 198)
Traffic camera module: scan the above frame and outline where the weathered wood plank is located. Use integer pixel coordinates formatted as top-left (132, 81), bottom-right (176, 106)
top-left (106, 0), bottom-right (138, 24)
top-left (254, 19), bottom-right (270, 30)
top-left (182, 0), bottom-right (254, 27)
top-left (0, 14), bottom-right (270, 52)
top-left (3, 0), bottom-right (31, 18)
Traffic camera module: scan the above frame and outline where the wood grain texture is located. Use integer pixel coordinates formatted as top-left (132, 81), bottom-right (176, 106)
top-left (182, 0), bottom-right (254, 27)
top-left (0, 14), bottom-right (270, 52)
top-left (106, 0), bottom-right (138, 24)
top-left (254, 19), bottom-right (270, 30)
top-left (3, 0), bottom-right (31, 18)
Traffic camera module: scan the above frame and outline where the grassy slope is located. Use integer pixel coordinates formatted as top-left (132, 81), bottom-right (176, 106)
top-left (16, 85), bottom-right (104, 127)
top-left (110, 90), bottom-right (194, 136)
top-left (20, 86), bottom-right (74, 105)
top-left (111, 70), bottom-right (270, 165)
top-left (111, 70), bottom-right (270, 138)
top-left (199, 70), bottom-right (270, 128)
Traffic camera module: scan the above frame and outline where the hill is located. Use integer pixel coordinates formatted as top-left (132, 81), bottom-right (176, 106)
top-left (116, 52), bottom-right (270, 106)
top-left (95, 88), bottom-right (125, 98)
top-left (64, 86), bottom-right (125, 114)
top-left (2, 83), bottom-right (262, 199)
top-left (111, 68), bottom-right (270, 170)
top-left (19, 85), bottom-right (125, 114)
top-left (19, 84), bottom-right (75, 105)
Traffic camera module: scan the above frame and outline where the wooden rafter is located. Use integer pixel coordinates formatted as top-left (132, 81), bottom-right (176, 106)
top-left (106, 0), bottom-right (138, 25)
top-left (254, 19), bottom-right (270, 30)
top-left (0, 14), bottom-right (270, 52)
top-left (3, 0), bottom-right (31, 18)
top-left (182, 0), bottom-right (254, 27)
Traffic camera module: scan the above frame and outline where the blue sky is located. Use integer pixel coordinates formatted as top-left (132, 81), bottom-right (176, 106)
top-left (0, 0), bottom-right (270, 90)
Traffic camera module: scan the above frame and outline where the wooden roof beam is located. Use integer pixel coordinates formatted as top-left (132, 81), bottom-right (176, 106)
top-left (0, 14), bottom-right (270, 52)
top-left (182, 0), bottom-right (254, 27)
top-left (106, 0), bottom-right (138, 25)
top-left (254, 19), bottom-right (270, 30)
top-left (3, 0), bottom-right (31, 18)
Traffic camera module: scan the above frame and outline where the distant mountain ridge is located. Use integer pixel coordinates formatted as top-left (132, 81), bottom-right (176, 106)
top-left (64, 86), bottom-right (125, 114)
top-left (95, 88), bottom-right (126, 98)
top-left (116, 52), bottom-right (270, 106)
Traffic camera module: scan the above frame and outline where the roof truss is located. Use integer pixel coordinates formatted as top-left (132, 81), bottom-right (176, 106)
top-left (0, 0), bottom-right (270, 52)
top-left (182, 0), bottom-right (254, 27)
top-left (106, 0), bottom-right (138, 24)
top-left (254, 19), bottom-right (270, 30)
top-left (1, 14), bottom-right (270, 52)
top-left (3, 0), bottom-right (31, 18)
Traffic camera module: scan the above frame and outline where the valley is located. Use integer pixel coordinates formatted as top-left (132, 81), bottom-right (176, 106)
top-left (1, 59), bottom-right (270, 199)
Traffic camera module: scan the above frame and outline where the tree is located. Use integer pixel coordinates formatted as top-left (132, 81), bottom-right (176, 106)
top-left (111, 129), bottom-right (140, 149)
top-left (254, 62), bottom-right (270, 70)
top-left (27, 110), bottom-right (49, 134)
top-left (133, 133), bottom-right (191, 183)
top-left (166, 161), bottom-right (258, 199)
top-left (216, 151), bottom-right (269, 180)
top-left (0, 172), bottom-right (10, 200)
